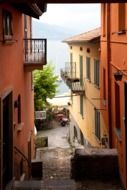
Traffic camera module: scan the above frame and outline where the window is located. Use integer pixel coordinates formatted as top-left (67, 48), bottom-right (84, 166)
top-left (118, 3), bottom-right (125, 32)
top-left (86, 57), bottom-right (90, 80)
top-left (94, 59), bottom-right (100, 87)
top-left (95, 109), bottom-right (100, 140)
top-left (80, 55), bottom-right (83, 85)
top-left (17, 95), bottom-right (21, 124)
top-left (80, 95), bottom-right (84, 117)
top-left (3, 10), bottom-right (13, 40)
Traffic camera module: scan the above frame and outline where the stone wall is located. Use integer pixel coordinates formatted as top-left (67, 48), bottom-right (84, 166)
top-left (71, 148), bottom-right (120, 181)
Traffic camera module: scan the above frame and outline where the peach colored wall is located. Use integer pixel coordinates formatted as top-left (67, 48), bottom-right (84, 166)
top-left (68, 41), bottom-right (107, 147)
top-left (101, 3), bottom-right (127, 189)
top-left (0, 4), bottom-right (35, 179)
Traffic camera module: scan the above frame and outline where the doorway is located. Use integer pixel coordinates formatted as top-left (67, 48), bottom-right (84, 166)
top-left (0, 92), bottom-right (13, 189)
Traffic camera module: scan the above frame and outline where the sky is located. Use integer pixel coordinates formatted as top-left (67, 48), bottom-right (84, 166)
top-left (40, 4), bottom-right (101, 33)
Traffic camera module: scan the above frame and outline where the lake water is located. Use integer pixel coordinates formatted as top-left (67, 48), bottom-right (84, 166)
top-left (47, 40), bottom-right (70, 95)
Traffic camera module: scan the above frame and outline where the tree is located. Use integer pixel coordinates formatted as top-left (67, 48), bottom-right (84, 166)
top-left (33, 64), bottom-right (58, 110)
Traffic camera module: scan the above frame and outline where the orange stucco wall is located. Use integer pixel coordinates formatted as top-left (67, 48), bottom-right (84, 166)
top-left (101, 3), bottom-right (127, 189)
top-left (0, 4), bottom-right (35, 179)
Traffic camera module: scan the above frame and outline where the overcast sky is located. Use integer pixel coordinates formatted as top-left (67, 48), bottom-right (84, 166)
top-left (40, 4), bottom-right (101, 33)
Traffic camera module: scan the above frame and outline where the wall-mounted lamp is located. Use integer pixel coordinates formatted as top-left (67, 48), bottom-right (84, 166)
top-left (114, 70), bottom-right (123, 81)
top-left (68, 102), bottom-right (71, 106)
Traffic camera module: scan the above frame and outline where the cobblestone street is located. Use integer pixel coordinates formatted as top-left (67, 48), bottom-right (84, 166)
top-left (36, 121), bottom-right (123, 190)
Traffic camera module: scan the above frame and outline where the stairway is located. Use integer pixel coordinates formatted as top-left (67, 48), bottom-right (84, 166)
top-left (13, 179), bottom-right (76, 190)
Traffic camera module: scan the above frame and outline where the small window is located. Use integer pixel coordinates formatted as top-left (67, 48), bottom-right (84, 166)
top-left (3, 10), bottom-right (13, 40)
top-left (86, 57), bottom-right (90, 80)
top-left (95, 109), bottom-right (100, 140)
top-left (94, 59), bottom-right (100, 87)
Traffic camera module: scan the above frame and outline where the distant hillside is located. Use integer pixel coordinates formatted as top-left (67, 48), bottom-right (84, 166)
top-left (32, 19), bottom-right (74, 40)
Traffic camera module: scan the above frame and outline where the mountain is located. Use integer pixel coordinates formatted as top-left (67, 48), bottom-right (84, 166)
top-left (32, 19), bottom-right (74, 40)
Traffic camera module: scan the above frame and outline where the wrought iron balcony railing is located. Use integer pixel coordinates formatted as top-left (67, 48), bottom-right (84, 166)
top-left (61, 62), bottom-right (80, 81)
top-left (66, 80), bottom-right (85, 94)
top-left (24, 38), bottom-right (47, 71)
top-left (61, 69), bottom-right (85, 95)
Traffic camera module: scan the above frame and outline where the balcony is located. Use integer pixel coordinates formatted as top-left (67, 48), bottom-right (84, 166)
top-left (61, 63), bottom-right (85, 95)
top-left (61, 62), bottom-right (79, 81)
top-left (66, 80), bottom-right (85, 95)
top-left (24, 39), bottom-right (47, 71)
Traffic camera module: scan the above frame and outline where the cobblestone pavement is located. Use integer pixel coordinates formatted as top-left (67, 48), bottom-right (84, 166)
top-left (36, 122), bottom-right (123, 190)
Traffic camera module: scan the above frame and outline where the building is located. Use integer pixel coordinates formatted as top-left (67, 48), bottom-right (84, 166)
top-left (61, 28), bottom-right (108, 148)
top-left (101, 3), bottom-right (127, 189)
top-left (0, 2), bottom-right (46, 189)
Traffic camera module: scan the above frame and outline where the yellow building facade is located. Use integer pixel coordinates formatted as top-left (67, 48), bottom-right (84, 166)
top-left (62, 28), bottom-right (108, 148)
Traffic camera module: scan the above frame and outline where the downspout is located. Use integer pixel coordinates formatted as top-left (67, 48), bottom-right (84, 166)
top-left (107, 3), bottom-right (112, 147)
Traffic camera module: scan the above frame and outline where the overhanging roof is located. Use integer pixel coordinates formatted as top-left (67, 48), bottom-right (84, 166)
top-left (0, 0), bottom-right (126, 3)
top-left (63, 27), bottom-right (100, 44)
top-left (0, 1), bottom-right (47, 19)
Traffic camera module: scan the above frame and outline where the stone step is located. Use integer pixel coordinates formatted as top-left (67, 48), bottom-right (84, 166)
top-left (42, 179), bottom-right (76, 190)
top-left (14, 180), bottom-right (42, 190)
top-left (14, 179), bottom-right (76, 190)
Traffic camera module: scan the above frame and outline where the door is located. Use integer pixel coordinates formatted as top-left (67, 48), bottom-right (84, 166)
top-left (124, 82), bottom-right (127, 185)
top-left (2, 92), bottom-right (13, 189)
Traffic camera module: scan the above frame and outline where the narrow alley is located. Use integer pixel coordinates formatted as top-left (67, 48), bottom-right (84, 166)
top-left (35, 121), bottom-right (123, 190)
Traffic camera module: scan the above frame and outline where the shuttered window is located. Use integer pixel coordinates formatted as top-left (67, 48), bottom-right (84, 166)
top-left (80, 95), bottom-right (84, 117)
top-left (94, 59), bottom-right (100, 87)
top-left (86, 57), bottom-right (90, 80)
top-left (3, 10), bottom-right (13, 40)
top-left (118, 3), bottom-right (125, 32)
top-left (95, 109), bottom-right (100, 140)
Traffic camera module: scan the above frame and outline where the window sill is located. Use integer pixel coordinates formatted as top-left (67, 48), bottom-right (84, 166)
top-left (3, 39), bottom-right (17, 45)
top-left (117, 30), bottom-right (126, 35)
top-left (114, 128), bottom-right (122, 142)
top-left (112, 30), bottom-right (126, 35)
top-left (17, 122), bottom-right (24, 132)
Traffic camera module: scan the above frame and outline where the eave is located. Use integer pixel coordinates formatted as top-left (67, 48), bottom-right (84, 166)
top-left (0, 1), bottom-right (47, 19)
top-left (1, 0), bottom-right (126, 3)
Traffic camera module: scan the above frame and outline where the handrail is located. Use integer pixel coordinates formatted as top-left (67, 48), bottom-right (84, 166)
top-left (14, 146), bottom-right (31, 168)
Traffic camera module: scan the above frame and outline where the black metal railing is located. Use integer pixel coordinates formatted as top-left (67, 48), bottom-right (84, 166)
top-left (61, 64), bottom-right (80, 82)
top-left (14, 146), bottom-right (31, 179)
top-left (24, 38), bottom-right (47, 65)
top-left (66, 80), bottom-right (85, 94)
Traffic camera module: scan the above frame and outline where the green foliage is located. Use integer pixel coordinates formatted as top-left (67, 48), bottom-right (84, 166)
top-left (33, 64), bottom-right (58, 110)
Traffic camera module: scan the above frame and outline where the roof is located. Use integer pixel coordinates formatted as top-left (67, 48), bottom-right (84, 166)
top-left (63, 27), bottom-right (100, 44)
top-left (1, 1), bottom-right (47, 19)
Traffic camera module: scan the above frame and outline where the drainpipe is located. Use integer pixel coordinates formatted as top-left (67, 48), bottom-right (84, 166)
top-left (107, 4), bottom-right (112, 148)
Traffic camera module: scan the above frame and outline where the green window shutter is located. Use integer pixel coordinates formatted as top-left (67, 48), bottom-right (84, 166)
top-left (86, 57), bottom-right (90, 80)
top-left (95, 109), bottom-right (100, 140)
top-left (94, 59), bottom-right (100, 87)
top-left (80, 95), bottom-right (84, 117)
